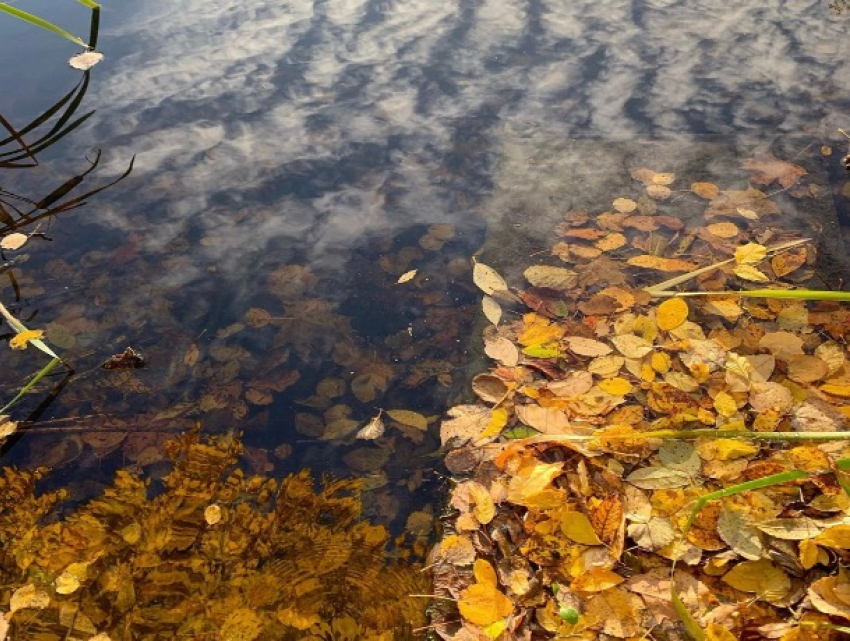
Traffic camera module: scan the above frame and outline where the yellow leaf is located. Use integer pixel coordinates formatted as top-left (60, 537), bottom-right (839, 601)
top-left (9, 584), bottom-right (50, 614)
top-left (733, 264), bottom-right (770, 282)
top-left (204, 503), bottom-right (223, 525)
top-left (815, 525), bottom-right (850, 549)
top-left (438, 534), bottom-right (476, 565)
top-left (458, 583), bottom-right (513, 626)
top-left (468, 482), bottom-right (496, 525)
top-left (651, 352), bottom-right (671, 373)
top-left (518, 313), bottom-right (564, 349)
top-left (474, 558), bottom-right (499, 586)
top-left (706, 624), bottom-right (738, 641)
top-left (656, 298), bottom-right (689, 331)
top-left (722, 559), bottom-right (790, 601)
top-left (477, 407), bottom-right (508, 442)
top-left (507, 461), bottom-right (563, 508)
top-left (734, 242), bottom-right (768, 265)
top-left (712, 439), bottom-right (759, 461)
top-left (713, 391), bottom-right (738, 418)
top-left (9, 329), bottom-right (45, 350)
top-left (595, 232), bottom-right (627, 251)
top-left (560, 511), bottom-right (603, 545)
top-left (55, 562), bottom-right (89, 595)
top-left (396, 269), bottom-right (417, 284)
top-left (571, 567), bottom-right (625, 592)
top-left (598, 377), bottom-right (632, 396)
top-left (799, 539), bottom-right (820, 570)
top-left (483, 619), bottom-right (508, 639)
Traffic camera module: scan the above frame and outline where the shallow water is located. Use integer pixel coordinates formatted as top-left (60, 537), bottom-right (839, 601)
top-left (0, 0), bottom-right (849, 636)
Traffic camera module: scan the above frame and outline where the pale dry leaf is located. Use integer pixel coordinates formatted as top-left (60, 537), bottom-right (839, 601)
top-left (204, 503), bottom-right (223, 525)
top-left (717, 507), bottom-right (763, 561)
top-left (523, 265), bottom-right (578, 289)
top-left (69, 50), bottom-right (104, 70)
top-left (484, 336), bottom-right (519, 367)
top-left (625, 467), bottom-right (691, 489)
top-left (515, 405), bottom-right (571, 434)
top-left (481, 295), bottom-right (502, 325)
top-left (565, 336), bottom-right (613, 357)
top-left (356, 414), bottom-right (386, 440)
top-left (0, 233), bottom-right (27, 251)
top-left (473, 262), bottom-right (508, 295)
top-left (610, 334), bottom-right (654, 359)
top-left (440, 405), bottom-right (492, 446)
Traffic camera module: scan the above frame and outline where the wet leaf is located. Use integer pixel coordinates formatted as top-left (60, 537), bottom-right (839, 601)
top-left (656, 297), bottom-right (689, 331)
top-left (69, 50), bottom-right (104, 70)
top-left (571, 567), bottom-right (624, 592)
top-left (482, 295), bottom-right (502, 325)
top-left (560, 511), bottom-right (603, 545)
top-left (356, 413), bottom-right (386, 440)
top-left (9, 329), bottom-right (45, 350)
top-left (473, 262), bottom-right (509, 295)
top-left (705, 222), bottom-right (739, 238)
top-left (524, 265), bottom-right (578, 289)
top-left (627, 255), bottom-right (698, 272)
top-left (734, 242), bottom-right (768, 265)
top-left (387, 409), bottom-right (428, 430)
top-left (733, 264), bottom-right (770, 282)
top-left (722, 559), bottom-right (791, 601)
top-left (204, 503), bottom-right (223, 525)
top-left (625, 467), bottom-right (690, 489)
top-left (741, 155), bottom-right (807, 188)
top-left (0, 232), bottom-right (28, 250)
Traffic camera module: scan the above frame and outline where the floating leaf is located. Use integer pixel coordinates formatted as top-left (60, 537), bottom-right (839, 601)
top-left (733, 264), bottom-right (770, 282)
top-left (69, 50), bottom-right (104, 70)
top-left (734, 242), bottom-right (768, 265)
top-left (565, 336), bottom-right (612, 357)
top-left (473, 262), bottom-right (509, 295)
top-left (204, 504), bottom-right (223, 525)
top-left (482, 295), bottom-right (502, 325)
top-left (0, 233), bottom-right (28, 250)
top-left (705, 222), bottom-right (739, 238)
top-left (9, 329), bottom-right (45, 350)
top-left (692, 182), bottom-right (720, 199)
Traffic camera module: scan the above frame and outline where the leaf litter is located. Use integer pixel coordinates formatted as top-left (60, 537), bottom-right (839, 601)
top-left (430, 158), bottom-right (850, 640)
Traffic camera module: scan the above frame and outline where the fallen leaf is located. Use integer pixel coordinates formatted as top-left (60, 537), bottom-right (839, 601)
top-left (572, 567), bottom-right (625, 592)
top-left (524, 265), bottom-right (578, 290)
top-left (722, 559), bottom-right (790, 601)
top-left (474, 262), bottom-right (509, 295)
top-left (0, 233), bottom-right (28, 250)
top-left (482, 295), bottom-right (502, 325)
top-left (627, 255), bottom-right (698, 272)
top-left (734, 243), bottom-right (768, 265)
top-left (397, 269), bottom-right (418, 284)
top-left (733, 264), bottom-right (770, 282)
top-left (9, 329), bottom-right (45, 350)
top-left (356, 414), bottom-right (386, 440)
top-left (656, 298), bottom-right (689, 331)
top-left (387, 409), bottom-right (428, 431)
top-left (741, 155), bottom-right (807, 188)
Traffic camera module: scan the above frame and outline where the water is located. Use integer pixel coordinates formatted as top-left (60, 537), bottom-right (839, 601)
top-left (0, 0), bottom-right (849, 637)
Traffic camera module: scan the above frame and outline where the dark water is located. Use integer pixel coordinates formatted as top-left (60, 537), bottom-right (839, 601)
top-left (0, 0), bottom-right (849, 629)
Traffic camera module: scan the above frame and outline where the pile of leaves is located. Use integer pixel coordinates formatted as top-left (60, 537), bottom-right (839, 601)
top-left (429, 157), bottom-right (850, 639)
top-left (0, 430), bottom-right (429, 640)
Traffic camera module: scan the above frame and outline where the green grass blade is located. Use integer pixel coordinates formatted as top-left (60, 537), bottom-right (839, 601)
top-left (668, 289), bottom-right (850, 301)
top-left (0, 357), bottom-right (61, 414)
top-left (671, 588), bottom-right (705, 641)
top-left (0, 3), bottom-right (87, 47)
